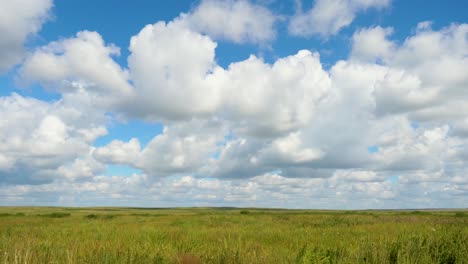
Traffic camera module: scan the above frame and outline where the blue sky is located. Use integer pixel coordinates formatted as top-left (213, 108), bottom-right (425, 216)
top-left (0, 0), bottom-right (467, 209)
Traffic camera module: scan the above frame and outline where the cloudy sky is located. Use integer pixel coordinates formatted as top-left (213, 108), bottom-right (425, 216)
top-left (0, 0), bottom-right (467, 209)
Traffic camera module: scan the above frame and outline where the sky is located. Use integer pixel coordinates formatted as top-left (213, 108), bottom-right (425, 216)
top-left (0, 0), bottom-right (467, 209)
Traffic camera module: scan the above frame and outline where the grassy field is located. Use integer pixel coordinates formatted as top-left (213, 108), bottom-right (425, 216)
top-left (0, 207), bottom-right (467, 263)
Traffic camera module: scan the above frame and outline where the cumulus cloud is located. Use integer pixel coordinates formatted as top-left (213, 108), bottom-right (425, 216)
top-left (207, 138), bottom-right (267, 179)
top-left (136, 120), bottom-right (223, 176)
top-left (351, 26), bottom-right (395, 62)
top-left (182, 0), bottom-right (277, 44)
top-left (20, 30), bottom-right (133, 109)
top-left (125, 20), bottom-right (330, 135)
top-left (94, 119), bottom-right (226, 177)
top-left (18, 18), bottom-right (331, 182)
top-left (289, 0), bottom-right (390, 37)
top-left (0, 94), bottom-right (106, 184)
top-left (93, 138), bottom-right (141, 165)
top-left (18, 20), bottom-right (468, 182)
top-left (6, 6), bottom-right (468, 209)
top-left (219, 50), bottom-right (330, 137)
top-left (0, 0), bottom-right (52, 71)
top-left (127, 21), bottom-right (221, 120)
top-left (207, 23), bottom-right (468, 182)
top-left (255, 132), bottom-right (324, 165)
top-left (352, 23), bottom-right (468, 121)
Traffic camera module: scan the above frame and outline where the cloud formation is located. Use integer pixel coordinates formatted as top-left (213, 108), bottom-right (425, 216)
top-left (0, 0), bottom-right (52, 71)
top-left (289, 0), bottom-right (390, 37)
top-left (182, 0), bottom-right (277, 44)
top-left (0, 93), bottom-right (106, 184)
top-left (1, 0), bottom-right (467, 208)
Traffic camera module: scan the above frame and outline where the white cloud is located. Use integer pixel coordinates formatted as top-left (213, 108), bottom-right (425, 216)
top-left (351, 26), bottom-right (395, 62)
top-left (207, 138), bottom-right (267, 179)
top-left (289, 0), bottom-right (390, 37)
top-left (19, 19), bottom-right (467, 182)
top-left (219, 50), bottom-right (330, 137)
top-left (136, 121), bottom-right (222, 176)
top-left (182, 0), bottom-right (277, 44)
top-left (0, 93), bottom-right (107, 184)
top-left (2, 171), bottom-right (466, 209)
top-left (20, 31), bottom-right (133, 109)
top-left (6, 11), bottom-right (468, 209)
top-left (375, 125), bottom-right (453, 172)
top-left (127, 21), bottom-right (221, 120)
top-left (373, 69), bottom-right (439, 116)
top-left (351, 23), bottom-right (468, 122)
top-left (55, 156), bottom-right (105, 181)
top-left (330, 170), bottom-right (383, 182)
top-left (127, 21), bottom-right (330, 135)
top-left (0, 0), bottom-right (52, 71)
top-left (18, 16), bottom-right (331, 138)
top-left (93, 138), bottom-right (141, 165)
top-left (255, 132), bottom-right (324, 165)
top-left (94, 119), bottom-right (225, 177)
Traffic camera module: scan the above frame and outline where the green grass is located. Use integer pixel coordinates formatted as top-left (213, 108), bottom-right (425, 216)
top-left (0, 207), bottom-right (466, 263)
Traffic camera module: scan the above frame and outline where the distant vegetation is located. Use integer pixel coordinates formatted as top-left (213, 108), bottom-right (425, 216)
top-left (0, 207), bottom-right (466, 263)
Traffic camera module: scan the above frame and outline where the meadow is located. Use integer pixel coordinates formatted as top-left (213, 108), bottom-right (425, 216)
top-left (0, 207), bottom-right (467, 263)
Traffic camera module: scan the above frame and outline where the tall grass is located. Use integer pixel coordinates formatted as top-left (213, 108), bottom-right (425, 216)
top-left (0, 207), bottom-right (466, 263)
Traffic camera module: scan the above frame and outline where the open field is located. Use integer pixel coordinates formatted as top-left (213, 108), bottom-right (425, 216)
top-left (0, 207), bottom-right (467, 263)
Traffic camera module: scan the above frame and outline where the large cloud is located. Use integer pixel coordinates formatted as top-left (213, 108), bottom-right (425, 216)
top-left (0, 0), bottom-right (52, 72)
top-left (7, 7), bottom-right (468, 208)
top-left (205, 23), bottom-right (468, 181)
top-left (19, 20), bottom-right (468, 183)
top-left (18, 6), bottom-right (327, 132)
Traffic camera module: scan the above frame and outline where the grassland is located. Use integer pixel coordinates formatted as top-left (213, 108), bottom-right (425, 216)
top-left (0, 207), bottom-right (467, 263)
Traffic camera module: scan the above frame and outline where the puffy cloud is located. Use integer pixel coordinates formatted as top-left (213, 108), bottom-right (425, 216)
top-left (351, 26), bottom-right (395, 62)
top-left (206, 132), bottom-right (325, 179)
top-left (127, 21), bottom-right (330, 135)
top-left (94, 119), bottom-right (225, 177)
top-left (255, 132), bottom-right (323, 165)
top-left (219, 50), bottom-right (330, 137)
top-left (54, 156), bottom-right (105, 181)
top-left (182, 0), bottom-right (277, 44)
top-left (0, 0), bottom-right (52, 71)
top-left (289, 0), bottom-right (390, 37)
top-left (17, 18), bottom-right (331, 181)
top-left (126, 21), bottom-right (221, 120)
top-left (0, 93), bottom-right (106, 184)
top-left (353, 23), bottom-right (468, 122)
top-left (7, 9), bottom-right (468, 209)
top-left (289, 61), bottom-right (388, 171)
top-left (136, 120), bottom-right (223, 177)
top-left (93, 138), bottom-right (141, 165)
top-left (18, 14), bottom-right (330, 136)
top-left (375, 125), bottom-right (453, 172)
top-left (373, 70), bottom-right (438, 116)
top-left (208, 138), bottom-right (267, 179)
top-left (20, 31), bottom-right (133, 109)
top-left (19, 19), bottom-right (465, 185)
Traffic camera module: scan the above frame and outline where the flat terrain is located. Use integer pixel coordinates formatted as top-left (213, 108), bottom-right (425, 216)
top-left (0, 207), bottom-right (467, 263)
